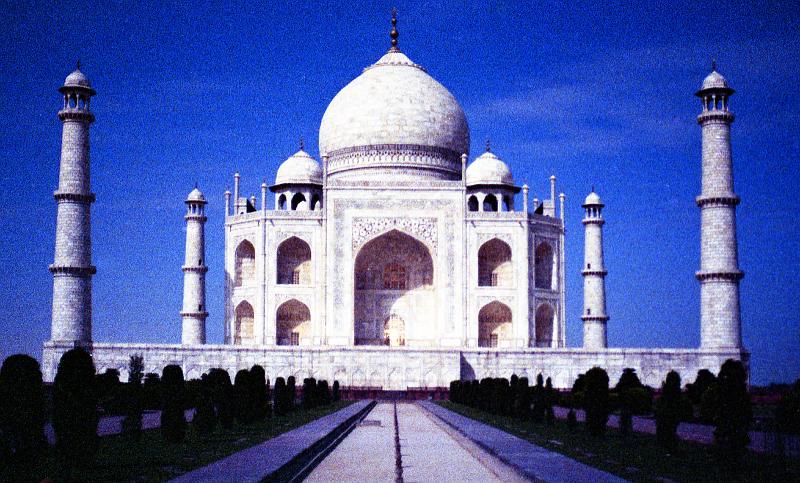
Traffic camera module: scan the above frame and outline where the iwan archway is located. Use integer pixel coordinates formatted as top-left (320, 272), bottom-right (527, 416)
top-left (353, 230), bottom-right (435, 346)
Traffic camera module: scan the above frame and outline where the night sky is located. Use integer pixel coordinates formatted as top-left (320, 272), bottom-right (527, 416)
top-left (1, 1), bottom-right (797, 385)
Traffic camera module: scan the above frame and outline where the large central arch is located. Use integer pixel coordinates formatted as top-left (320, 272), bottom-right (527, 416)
top-left (353, 229), bottom-right (435, 346)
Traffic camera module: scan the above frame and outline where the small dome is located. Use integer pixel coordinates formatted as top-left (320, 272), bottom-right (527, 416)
top-left (583, 191), bottom-right (603, 206)
top-left (274, 149), bottom-right (322, 185)
top-left (466, 150), bottom-right (514, 187)
top-left (187, 187), bottom-right (206, 202)
top-left (59, 65), bottom-right (96, 95)
top-left (701, 70), bottom-right (729, 90)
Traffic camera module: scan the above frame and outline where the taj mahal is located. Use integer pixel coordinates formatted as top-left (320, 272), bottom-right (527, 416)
top-left (42, 15), bottom-right (748, 389)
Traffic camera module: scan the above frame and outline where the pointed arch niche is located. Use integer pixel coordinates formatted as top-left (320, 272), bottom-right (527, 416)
top-left (353, 229), bottom-right (434, 346)
top-left (478, 238), bottom-right (512, 287)
top-left (478, 301), bottom-right (513, 348)
top-left (277, 236), bottom-right (311, 285)
top-left (234, 301), bottom-right (254, 345)
top-left (276, 299), bottom-right (310, 346)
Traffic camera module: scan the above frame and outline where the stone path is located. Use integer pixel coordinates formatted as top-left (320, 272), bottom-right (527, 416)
top-left (552, 407), bottom-right (800, 458)
top-left (421, 401), bottom-right (626, 483)
top-left (170, 400), bottom-right (372, 482)
top-left (307, 401), bottom-right (526, 482)
top-left (44, 410), bottom-right (194, 445)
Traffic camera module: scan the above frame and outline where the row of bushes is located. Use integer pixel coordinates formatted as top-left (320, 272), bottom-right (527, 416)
top-left (450, 374), bottom-right (557, 423)
top-left (449, 359), bottom-right (757, 466)
top-left (0, 349), bottom-right (341, 479)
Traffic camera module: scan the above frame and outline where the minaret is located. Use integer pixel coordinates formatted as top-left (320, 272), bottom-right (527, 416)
top-left (581, 189), bottom-right (609, 349)
top-left (50, 63), bottom-right (96, 345)
top-left (695, 63), bottom-right (743, 349)
top-left (181, 186), bottom-right (208, 344)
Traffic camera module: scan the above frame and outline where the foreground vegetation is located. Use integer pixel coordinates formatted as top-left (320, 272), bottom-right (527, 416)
top-left (0, 348), bottom-right (346, 481)
top-left (4, 400), bottom-right (350, 482)
top-left (439, 400), bottom-right (799, 482)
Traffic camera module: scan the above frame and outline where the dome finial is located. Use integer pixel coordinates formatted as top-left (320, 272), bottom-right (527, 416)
top-left (485, 138), bottom-right (491, 152)
top-left (711, 58), bottom-right (717, 71)
top-left (299, 136), bottom-right (305, 151)
top-left (591, 184), bottom-right (595, 193)
top-left (389, 8), bottom-right (400, 52)
top-left (76, 59), bottom-right (81, 70)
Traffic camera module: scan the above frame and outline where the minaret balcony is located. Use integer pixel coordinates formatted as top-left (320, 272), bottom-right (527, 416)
top-left (695, 195), bottom-right (740, 207)
top-left (697, 110), bottom-right (734, 124)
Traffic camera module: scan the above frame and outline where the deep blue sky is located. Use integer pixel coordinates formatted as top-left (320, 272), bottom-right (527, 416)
top-left (1, 1), bottom-right (797, 385)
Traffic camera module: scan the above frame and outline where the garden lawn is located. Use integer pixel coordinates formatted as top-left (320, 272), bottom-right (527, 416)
top-left (3, 401), bottom-right (351, 482)
top-left (438, 401), bottom-right (799, 482)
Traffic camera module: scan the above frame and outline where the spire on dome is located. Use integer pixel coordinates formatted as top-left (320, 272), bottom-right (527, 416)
top-left (485, 139), bottom-right (491, 152)
top-left (299, 137), bottom-right (305, 151)
top-left (389, 8), bottom-right (400, 52)
top-left (712, 59), bottom-right (716, 71)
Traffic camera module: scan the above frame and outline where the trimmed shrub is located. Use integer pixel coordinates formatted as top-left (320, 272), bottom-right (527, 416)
top-left (302, 377), bottom-right (317, 410)
top-left (0, 354), bottom-right (47, 476)
top-left (584, 367), bottom-right (610, 437)
top-left (160, 365), bottom-right (186, 443)
top-left (287, 376), bottom-right (296, 411)
top-left (655, 370), bottom-right (682, 451)
top-left (776, 379), bottom-right (800, 435)
top-left (518, 377), bottom-right (531, 419)
top-left (122, 355), bottom-right (144, 439)
top-left (332, 380), bottom-right (340, 402)
top-left (233, 369), bottom-right (253, 424)
top-left (274, 377), bottom-right (288, 415)
top-left (532, 374), bottom-right (545, 422)
top-left (688, 369), bottom-right (717, 405)
top-left (193, 375), bottom-right (216, 436)
top-left (545, 377), bottom-right (555, 425)
top-left (53, 348), bottom-right (99, 473)
top-left (318, 380), bottom-right (332, 406)
top-left (208, 368), bottom-right (234, 428)
top-left (714, 359), bottom-right (752, 467)
top-left (250, 365), bottom-right (269, 421)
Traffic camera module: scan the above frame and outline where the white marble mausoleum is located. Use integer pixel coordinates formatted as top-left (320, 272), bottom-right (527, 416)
top-left (43, 18), bottom-right (748, 389)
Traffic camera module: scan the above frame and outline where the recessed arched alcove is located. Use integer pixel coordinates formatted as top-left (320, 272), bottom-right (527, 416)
top-left (353, 230), bottom-right (434, 346)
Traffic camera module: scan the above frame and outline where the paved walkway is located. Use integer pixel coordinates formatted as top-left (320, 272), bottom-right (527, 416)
top-left (307, 402), bottom-right (525, 482)
top-left (170, 400), bottom-right (372, 482)
top-left (44, 410), bottom-right (194, 445)
top-left (421, 401), bottom-right (626, 483)
top-left (552, 407), bottom-right (800, 458)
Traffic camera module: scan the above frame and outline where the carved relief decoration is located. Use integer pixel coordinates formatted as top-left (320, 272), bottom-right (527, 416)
top-left (477, 232), bottom-right (513, 247)
top-left (352, 217), bottom-right (438, 254)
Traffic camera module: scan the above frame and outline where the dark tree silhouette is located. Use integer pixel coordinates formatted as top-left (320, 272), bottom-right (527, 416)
top-left (584, 367), bottom-right (610, 437)
top-left (122, 355), bottom-right (144, 439)
top-left (0, 354), bottom-right (47, 477)
top-left (655, 370), bottom-right (683, 451)
top-left (332, 380), bottom-right (340, 402)
top-left (160, 365), bottom-right (186, 443)
top-left (52, 348), bottom-right (99, 474)
top-left (250, 365), bottom-right (269, 421)
top-left (208, 368), bottom-right (234, 428)
top-left (274, 377), bottom-right (288, 415)
top-left (714, 359), bottom-right (752, 468)
top-left (545, 377), bottom-right (555, 425)
top-left (287, 376), bottom-right (296, 411)
top-left (688, 369), bottom-right (717, 405)
top-left (193, 374), bottom-right (216, 436)
top-left (234, 369), bottom-right (253, 424)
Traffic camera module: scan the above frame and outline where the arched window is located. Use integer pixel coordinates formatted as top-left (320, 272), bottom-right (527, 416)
top-left (478, 301), bottom-right (512, 348)
top-left (234, 240), bottom-right (256, 287)
top-left (535, 242), bottom-right (554, 289)
top-left (277, 237), bottom-right (311, 285)
top-left (535, 303), bottom-right (554, 347)
top-left (503, 196), bottom-right (513, 212)
top-left (277, 194), bottom-right (287, 210)
top-left (310, 194), bottom-right (321, 211)
top-left (467, 195), bottom-right (479, 212)
top-left (234, 301), bottom-right (254, 345)
top-left (291, 193), bottom-right (306, 211)
top-left (383, 263), bottom-right (406, 290)
top-left (478, 238), bottom-right (512, 287)
top-left (483, 194), bottom-right (498, 212)
top-left (276, 299), bottom-right (310, 346)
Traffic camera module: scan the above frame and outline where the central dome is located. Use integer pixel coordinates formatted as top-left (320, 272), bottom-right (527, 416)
top-left (319, 50), bottom-right (470, 181)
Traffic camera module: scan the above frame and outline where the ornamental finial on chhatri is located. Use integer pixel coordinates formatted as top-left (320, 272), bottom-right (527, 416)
top-left (299, 136), bottom-right (305, 151)
top-left (390, 8), bottom-right (399, 52)
top-left (485, 138), bottom-right (491, 152)
top-left (712, 58), bottom-right (717, 71)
